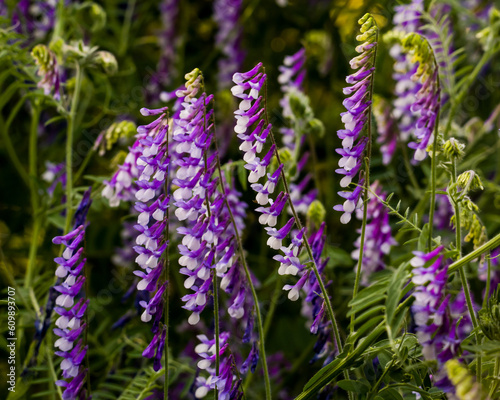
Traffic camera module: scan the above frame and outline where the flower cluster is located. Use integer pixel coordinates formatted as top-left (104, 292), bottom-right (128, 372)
top-left (388, 0), bottom-right (423, 142)
top-left (411, 246), bottom-right (460, 391)
top-left (373, 96), bottom-right (398, 165)
top-left (31, 44), bottom-right (61, 100)
top-left (401, 33), bottom-right (441, 161)
top-left (334, 14), bottom-right (377, 224)
top-left (102, 135), bottom-right (147, 207)
top-left (12, 0), bottom-right (57, 39)
top-left (352, 181), bottom-right (397, 285)
top-left (232, 64), bottom-right (328, 309)
top-left (278, 48), bottom-right (306, 121)
top-left (42, 161), bottom-right (66, 197)
top-left (52, 189), bottom-right (92, 400)
top-left (194, 332), bottom-right (240, 399)
top-left (132, 106), bottom-right (170, 370)
top-left (214, 0), bottom-right (245, 90)
top-left (158, 0), bottom-right (179, 87)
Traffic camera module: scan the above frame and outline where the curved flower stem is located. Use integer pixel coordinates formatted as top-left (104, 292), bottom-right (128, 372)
top-left (450, 160), bottom-right (480, 381)
top-left (64, 63), bottom-right (84, 234)
top-left (351, 30), bottom-right (377, 331)
top-left (449, 233), bottom-right (500, 274)
top-left (263, 72), bottom-right (343, 354)
top-left (25, 104), bottom-right (41, 290)
top-left (267, 129), bottom-right (343, 354)
top-left (163, 122), bottom-right (171, 400)
top-left (211, 117), bottom-right (272, 400)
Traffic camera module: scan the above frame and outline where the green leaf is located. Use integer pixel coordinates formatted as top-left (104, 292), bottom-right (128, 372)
top-left (375, 387), bottom-right (404, 400)
top-left (337, 380), bottom-right (369, 393)
top-left (418, 223), bottom-right (430, 252)
top-left (385, 262), bottom-right (409, 331)
top-left (237, 163), bottom-right (247, 191)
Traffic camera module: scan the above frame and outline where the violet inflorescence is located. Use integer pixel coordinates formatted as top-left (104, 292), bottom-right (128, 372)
top-left (388, 0), bottom-right (423, 142)
top-left (400, 33), bottom-right (440, 162)
top-left (352, 181), bottom-right (396, 285)
top-left (52, 189), bottom-right (92, 400)
top-left (132, 105), bottom-right (170, 371)
top-left (334, 13), bottom-right (377, 224)
top-left (410, 246), bottom-right (467, 391)
top-left (214, 0), bottom-right (245, 91)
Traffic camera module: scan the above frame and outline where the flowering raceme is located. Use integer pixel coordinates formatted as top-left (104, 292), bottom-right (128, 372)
top-left (334, 13), bottom-right (377, 224)
top-left (411, 246), bottom-right (463, 391)
top-left (132, 105), bottom-right (170, 371)
top-left (401, 33), bottom-right (440, 161)
top-left (52, 189), bottom-right (92, 400)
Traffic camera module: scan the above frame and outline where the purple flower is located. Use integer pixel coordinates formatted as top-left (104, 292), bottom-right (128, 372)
top-left (32, 45), bottom-right (61, 100)
top-left (194, 332), bottom-right (239, 399)
top-left (410, 246), bottom-right (461, 391)
top-left (278, 48), bottom-right (306, 121)
top-left (42, 161), bottom-right (66, 196)
top-left (352, 181), bottom-right (397, 285)
top-left (130, 106), bottom-right (170, 369)
top-left (373, 97), bottom-right (398, 165)
top-left (334, 14), bottom-right (377, 224)
top-left (389, 0), bottom-right (423, 142)
top-left (214, 0), bottom-right (245, 90)
top-left (407, 68), bottom-right (440, 161)
top-left (52, 188), bottom-right (92, 400)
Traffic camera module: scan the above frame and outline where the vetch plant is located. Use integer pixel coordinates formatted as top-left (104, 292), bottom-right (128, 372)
top-left (4, 2), bottom-right (500, 400)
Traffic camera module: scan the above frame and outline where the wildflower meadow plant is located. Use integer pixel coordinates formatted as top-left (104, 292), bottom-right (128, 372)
top-left (3, 2), bottom-right (500, 400)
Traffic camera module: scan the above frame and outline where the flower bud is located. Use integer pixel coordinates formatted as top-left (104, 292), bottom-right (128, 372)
top-left (457, 170), bottom-right (484, 192)
top-left (91, 51), bottom-right (118, 76)
top-left (307, 200), bottom-right (326, 229)
top-left (442, 138), bottom-right (465, 160)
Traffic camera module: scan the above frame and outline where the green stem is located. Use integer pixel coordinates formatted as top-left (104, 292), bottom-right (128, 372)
top-left (351, 157), bottom-right (370, 331)
top-left (64, 64), bottom-right (84, 234)
top-left (484, 255), bottom-right (492, 308)
top-left (262, 71), bottom-right (342, 353)
top-left (427, 106), bottom-right (439, 251)
top-left (0, 114), bottom-right (30, 187)
top-left (490, 357), bottom-right (500, 398)
top-left (451, 160), bottom-right (480, 381)
top-left (25, 105), bottom-right (41, 290)
top-left (351, 29), bottom-right (377, 337)
top-left (449, 233), bottom-right (500, 274)
top-left (212, 140), bottom-right (272, 400)
top-left (164, 122), bottom-right (171, 400)
top-left (268, 130), bottom-right (343, 353)
top-left (213, 270), bottom-right (220, 400)
top-left (119, 0), bottom-right (136, 56)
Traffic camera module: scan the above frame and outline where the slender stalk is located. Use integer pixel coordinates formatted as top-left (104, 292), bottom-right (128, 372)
top-left (64, 64), bottom-right (84, 234)
top-left (267, 129), bottom-right (343, 353)
top-left (212, 270), bottom-right (220, 400)
top-left (349, 27), bottom-right (377, 336)
top-left (451, 159), bottom-right (480, 381)
top-left (163, 120), bottom-right (171, 400)
top-left (490, 357), bottom-right (500, 398)
top-left (119, 0), bottom-right (136, 56)
top-left (449, 232), bottom-right (500, 274)
top-left (211, 119), bottom-right (272, 400)
top-left (0, 114), bottom-right (30, 187)
top-left (25, 105), bottom-right (41, 290)
top-left (484, 255), bottom-right (492, 309)
top-left (427, 103), bottom-right (440, 251)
